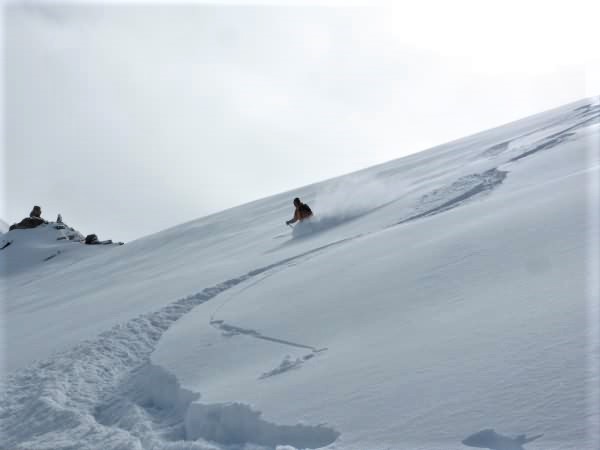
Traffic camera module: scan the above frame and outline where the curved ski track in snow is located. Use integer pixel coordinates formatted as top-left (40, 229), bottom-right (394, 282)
top-left (1, 240), bottom-right (349, 450)
top-left (396, 168), bottom-right (508, 225)
top-left (207, 268), bottom-right (328, 371)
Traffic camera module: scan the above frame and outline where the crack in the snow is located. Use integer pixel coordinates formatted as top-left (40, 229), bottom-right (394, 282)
top-left (209, 319), bottom-right (327, 353)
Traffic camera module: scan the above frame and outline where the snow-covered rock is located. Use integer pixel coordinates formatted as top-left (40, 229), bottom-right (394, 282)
top-left (0, 221), bottom-right (121, 276)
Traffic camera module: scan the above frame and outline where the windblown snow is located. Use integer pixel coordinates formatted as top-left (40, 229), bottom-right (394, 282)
top-left (2, 97), bottom-right (599, 450)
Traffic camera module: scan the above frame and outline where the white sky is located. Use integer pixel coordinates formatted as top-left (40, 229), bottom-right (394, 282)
top-left (2, 0), bottom-right (599, 241)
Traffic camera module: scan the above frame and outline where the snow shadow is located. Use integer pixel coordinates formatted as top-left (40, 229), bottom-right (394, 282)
top-left (259, 355), bottom-right (305, 379)
top-left (462, 428), bottom-right (543, 450)
top-left (94, 363), bottom-right (200, 443)
top-left (185, 402), bottom-right (339, 448)
top-left (94, 363), bottom-right (339, 449)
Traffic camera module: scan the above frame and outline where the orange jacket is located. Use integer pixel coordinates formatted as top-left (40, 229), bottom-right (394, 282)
top-left (289, 203), bottom-right (313, 224)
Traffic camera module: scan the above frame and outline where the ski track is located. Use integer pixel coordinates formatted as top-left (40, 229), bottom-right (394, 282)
top-left (509, 132), bottom-right (575, 162)
top-left (479, 104), bottom-right (600, 161)
top-left (1, 240), bottom-right (349, 450)
top-left (396, 168), bottom-right (508, 225)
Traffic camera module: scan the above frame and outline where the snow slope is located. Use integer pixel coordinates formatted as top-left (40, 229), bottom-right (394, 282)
top-left (2, 97), bottom-right (599, 450)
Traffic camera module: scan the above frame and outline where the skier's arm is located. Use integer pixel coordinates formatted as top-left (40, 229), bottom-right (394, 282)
top-left (286, 208), bottom-right (300, 225)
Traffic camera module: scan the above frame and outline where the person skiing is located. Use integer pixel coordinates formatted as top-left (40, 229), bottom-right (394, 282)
top-left (286, 197), bottom-right (313, 225)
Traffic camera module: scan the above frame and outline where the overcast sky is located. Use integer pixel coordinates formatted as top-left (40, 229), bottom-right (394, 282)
top-left (2, 0), bottom-right (599, 241)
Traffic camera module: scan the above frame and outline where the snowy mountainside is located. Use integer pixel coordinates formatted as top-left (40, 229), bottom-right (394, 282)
top-left (0, 219), bottom-right (8, 234)
top-left (2, 97), bottom-right (599, 450)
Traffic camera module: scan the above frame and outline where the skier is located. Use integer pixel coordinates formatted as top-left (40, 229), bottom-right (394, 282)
top-left (286, 197), bottom-right (313, 226)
